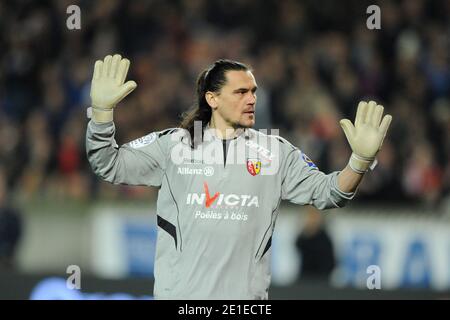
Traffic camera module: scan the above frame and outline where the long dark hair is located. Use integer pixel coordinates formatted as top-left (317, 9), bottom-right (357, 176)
top-left (179, 59), bottom-right (250, 144)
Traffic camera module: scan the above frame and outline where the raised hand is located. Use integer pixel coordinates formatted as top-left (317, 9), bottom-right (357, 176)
top-left (340, 101), bottom-right (392, 173)
top-left (90, 54), bottom-right (137, 122)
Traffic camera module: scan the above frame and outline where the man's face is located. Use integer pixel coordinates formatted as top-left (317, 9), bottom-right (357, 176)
top-left (211, 70), bottom-right (258, 128)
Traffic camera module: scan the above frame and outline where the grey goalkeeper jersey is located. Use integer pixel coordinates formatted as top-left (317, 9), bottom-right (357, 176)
top-left (86, 120), bottom-right (355, 300)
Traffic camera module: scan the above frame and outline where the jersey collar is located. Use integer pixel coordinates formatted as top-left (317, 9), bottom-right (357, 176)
top-left (204, 123), bottom-right (250, 141)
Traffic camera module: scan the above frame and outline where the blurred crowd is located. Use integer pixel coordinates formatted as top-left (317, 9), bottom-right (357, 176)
top-left (0, 0), bottom-right (449, 209)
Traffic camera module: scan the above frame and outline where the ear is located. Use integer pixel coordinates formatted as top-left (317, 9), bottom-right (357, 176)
top-left (205, 91), bottom-right (218, 110)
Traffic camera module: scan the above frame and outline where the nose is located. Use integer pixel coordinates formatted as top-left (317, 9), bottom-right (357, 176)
top-left (248, 92), bottom-right (256, 105)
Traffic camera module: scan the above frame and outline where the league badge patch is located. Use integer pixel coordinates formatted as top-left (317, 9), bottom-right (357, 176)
top-left (301, 152), bottom-right (318, 170)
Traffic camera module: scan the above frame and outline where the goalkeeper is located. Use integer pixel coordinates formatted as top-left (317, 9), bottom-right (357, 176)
top-left (86, 54), bottom-right (392, 299)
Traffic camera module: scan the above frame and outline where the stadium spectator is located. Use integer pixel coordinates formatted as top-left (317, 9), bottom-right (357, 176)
top-left (0, 167), bottom-right (23, 269)
top-left (295, 206), bottom-right (336, 282)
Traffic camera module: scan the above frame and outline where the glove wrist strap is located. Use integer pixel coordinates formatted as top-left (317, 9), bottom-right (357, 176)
top-left (89, 105), bottom-right (114, 123)
top-left (348, 152), bottom-right (377, 174)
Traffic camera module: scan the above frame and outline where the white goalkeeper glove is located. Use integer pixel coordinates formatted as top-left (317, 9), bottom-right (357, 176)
top-left (340, 101), bottom-right (392, 174)
top-left (89, 54), bottom-right (137, 123)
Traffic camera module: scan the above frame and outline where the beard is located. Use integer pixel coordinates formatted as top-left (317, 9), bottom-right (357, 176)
top-left (235, 114), bottom-right (255, 128)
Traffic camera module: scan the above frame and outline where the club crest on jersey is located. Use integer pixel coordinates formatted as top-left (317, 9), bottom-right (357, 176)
top-left (246, 158), bottom-right (261, 176)
top-left (301, 152), bottom-right (318, 169)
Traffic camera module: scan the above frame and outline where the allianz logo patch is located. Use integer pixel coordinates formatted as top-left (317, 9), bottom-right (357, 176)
top-left (177, 166), bottom-right (214, 176)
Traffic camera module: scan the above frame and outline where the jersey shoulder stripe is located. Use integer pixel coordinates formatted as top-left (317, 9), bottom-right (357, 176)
top-left (249, 129), bottom-right (297, 152)
top-left (158, 128), bottom-right (180, 138)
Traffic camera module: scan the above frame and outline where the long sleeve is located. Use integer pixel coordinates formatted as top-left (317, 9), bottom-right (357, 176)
top-left (86, 120), bottom-right (169, 187)
top-left (280, 149), bottom-right (355, 209)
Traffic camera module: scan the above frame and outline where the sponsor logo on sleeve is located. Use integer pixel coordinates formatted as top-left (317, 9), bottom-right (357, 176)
top-left (129, 133), bottom-right (157, 149)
